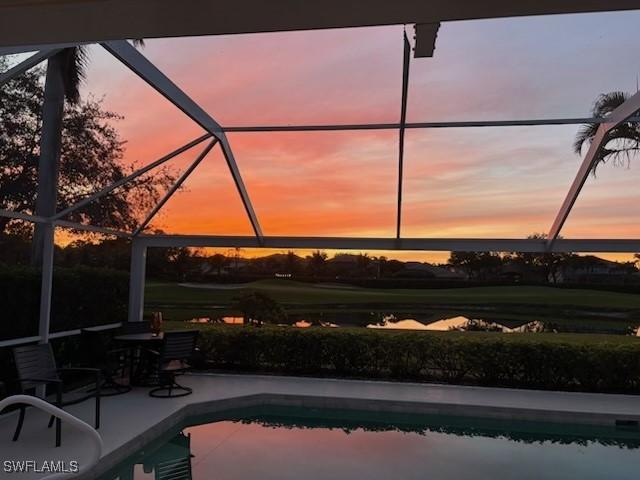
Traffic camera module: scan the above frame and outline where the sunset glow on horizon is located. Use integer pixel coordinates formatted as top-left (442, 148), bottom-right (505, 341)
top-left (66, 11), bottom-right (640, 262)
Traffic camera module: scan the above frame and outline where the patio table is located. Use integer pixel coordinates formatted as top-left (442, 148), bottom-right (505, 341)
top-left (114, 333), bottom-right (164, 386)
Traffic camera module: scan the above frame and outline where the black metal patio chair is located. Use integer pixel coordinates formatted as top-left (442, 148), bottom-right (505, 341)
top-left (148, 331), bottom-right (199, 398)
top-left (80, 329), bottom-right (131, 395)
top-left (12, 343), bottom-right (101, 447)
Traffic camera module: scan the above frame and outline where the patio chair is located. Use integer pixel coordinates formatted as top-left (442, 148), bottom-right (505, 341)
top-left (148, 330), bottom-right (199, 398)
top-left (11, 343), bottom-right (101, 447)
top-left (80, 329), bottom-right (131, 395)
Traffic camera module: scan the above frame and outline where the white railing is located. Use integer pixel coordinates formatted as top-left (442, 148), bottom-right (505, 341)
top-left (0, 395), bottom-right (103, 479)
top-left (0, 322), bottom-right (122, 348)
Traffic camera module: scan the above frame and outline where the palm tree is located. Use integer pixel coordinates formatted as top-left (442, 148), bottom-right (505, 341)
top-left (31, 47), bottom-right (88, 265)
top-left (573, 91), bottom-right (640, 176)
top-left (307, 250), bottom-right (328, 277)
top-left (31, 42), bottom-right (143, 265)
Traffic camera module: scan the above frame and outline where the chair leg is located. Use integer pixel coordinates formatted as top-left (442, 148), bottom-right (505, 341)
top-left (149, 372), bottom-right (193, 398)
top-left (12, 406), bottom-right (26, 442)
top-left (55, 418), bottom-right (61, 448)
top-left (95, 371), bottom-right (101, 430)
top-left (48, 414), bottom-right (55, 428)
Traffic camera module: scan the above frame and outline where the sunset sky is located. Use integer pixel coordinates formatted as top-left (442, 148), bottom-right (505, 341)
top-left (66, 10), bottom-right (640, 261)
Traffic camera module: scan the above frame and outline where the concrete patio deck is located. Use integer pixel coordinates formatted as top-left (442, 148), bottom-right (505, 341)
top-left (1, 373), bottom-right (639, 479)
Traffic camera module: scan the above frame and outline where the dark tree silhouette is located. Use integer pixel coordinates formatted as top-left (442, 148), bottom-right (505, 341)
top-left (0, 56), bottom-right (175, 241)
top-left (306, 250), bottom-right (328, 277)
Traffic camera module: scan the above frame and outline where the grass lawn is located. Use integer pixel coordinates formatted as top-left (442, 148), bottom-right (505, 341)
top-left (146, 279), bottom-right (640, 309)
top-left (147, 280), bottom-right (640, 334)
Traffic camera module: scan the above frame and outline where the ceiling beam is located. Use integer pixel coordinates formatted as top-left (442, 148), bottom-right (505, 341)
top-left (1, 1), bottom-right (638, 49)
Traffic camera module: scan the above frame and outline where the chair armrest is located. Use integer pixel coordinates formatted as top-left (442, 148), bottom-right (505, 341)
top-left (17, 377), bottom-right (62, 385)
top-left (107, 347), bottom-right (130, 355)
top-left (58, 367), bottom-right (100, 374)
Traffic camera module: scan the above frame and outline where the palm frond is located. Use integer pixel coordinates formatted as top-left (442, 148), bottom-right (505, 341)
top-left (573, 91), bottom-right (640, 175)
top-left (61, 46), bottom-right (88, 104)
top-left (591, 91), bottom-right (628, 117)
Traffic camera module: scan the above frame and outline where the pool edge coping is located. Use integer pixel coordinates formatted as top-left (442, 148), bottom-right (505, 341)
top-left (79, 391), bottom-right (640, 480)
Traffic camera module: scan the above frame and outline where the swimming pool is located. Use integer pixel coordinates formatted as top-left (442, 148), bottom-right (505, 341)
top-left (105, 406), bottom-right (640, 479)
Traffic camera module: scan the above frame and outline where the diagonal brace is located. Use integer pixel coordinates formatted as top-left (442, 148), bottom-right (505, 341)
top-left (547, 89), bottom-right (640, 246)
top-left (101, 40), bottom-right (263, 240)
top-left (133, 139), bottom-right (217, 235)
top-left (53, 134), bottom-right (211, 221)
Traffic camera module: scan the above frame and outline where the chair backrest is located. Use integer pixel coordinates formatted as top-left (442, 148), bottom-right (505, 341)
top-left (122, 321), bottom-right (152, 335)
top-left (80, 329), bottom-right (110, 365)
top-left (146, 432), bottom-right (193, 480)
top-left (160, 331), bottom-right (199, 362)
top-left (13, 343), bottom-right (59, 391)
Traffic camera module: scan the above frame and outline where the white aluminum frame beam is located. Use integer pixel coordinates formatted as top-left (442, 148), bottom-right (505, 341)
top-left (101, 40), bottom-right (263, 240)
top-left (133, 139), bottom-right (218, 236)
top-left (0, 209), bottom-right (130, 236)
top-left (0, 209), bottom-right (48, 224)
top-left (54, 220), bottom-right (131, 238)
top-left (135, 234), bottom-right (640, 253)
top-left (0, 42), bottom-right (87, 56)
top-left (547, 90), bottom-right (640, 244)
top-left (0, 49), bottom-right (61, 86)
top-left (222, 116), bottom-right (640, 132)
top-left (53, 133), bottom-right (211, 221)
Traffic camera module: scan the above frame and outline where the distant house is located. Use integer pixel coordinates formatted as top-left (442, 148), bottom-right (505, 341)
top-left (395, 262), bottom-right (468, 280)
top-left (328, 254), bottom-right (360, 267)
top-left (557, 256), bottom-right (636, 284)
top-left (499, 261), bottom-right (545, 282)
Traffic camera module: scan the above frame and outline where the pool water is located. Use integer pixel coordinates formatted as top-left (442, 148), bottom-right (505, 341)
top-left (106, 407), bottom-right (640, 480)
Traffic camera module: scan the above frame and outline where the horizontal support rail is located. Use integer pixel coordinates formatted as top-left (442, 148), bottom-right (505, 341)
top-left (222, 116), bottom-right (640, 133)
top-left (53, 133), bottom-right (212, 221)
top-left (0, 49), bottom-right (61, 87)
top-left (135, 235), bottom-right (640, 253)
top-left (0, 209), bottom-right (49, 224)
top-left (0, 395), bottom-right (103, 480)
top-left (0, 210), bottom-right (129, 236)
top-left (0, 323), bottom-right (121, 348)
top-left (54, 220), bottom-right (131, 238)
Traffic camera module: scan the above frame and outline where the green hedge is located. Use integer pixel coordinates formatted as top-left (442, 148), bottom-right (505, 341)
top-left (196, 326), bottom-right (640, 393)
top-left (0, 266), bottom-right (128, 341)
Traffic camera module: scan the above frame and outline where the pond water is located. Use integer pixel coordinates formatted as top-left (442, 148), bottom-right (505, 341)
top-left (106, 406), bottom-right (640, 480)
top-left (189, 311), bottom-right (640, 336)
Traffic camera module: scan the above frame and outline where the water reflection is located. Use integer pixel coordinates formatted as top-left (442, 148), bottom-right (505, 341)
top-left (107, 406), bottom-right (640, 480)
top-left (188, 311), bottom-right (639, 336)
top-left (111, 431), bottom-right (193, 480)
top-left (368, 315), bottom-right (547, 333)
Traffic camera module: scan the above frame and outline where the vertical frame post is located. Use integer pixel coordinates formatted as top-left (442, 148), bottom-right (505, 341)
top-left (127, 238), bottom-right (147, 323)
top-left (38, 224), bottom-right (55, 343)
top-left (396, 31), bottom-right (411, 239)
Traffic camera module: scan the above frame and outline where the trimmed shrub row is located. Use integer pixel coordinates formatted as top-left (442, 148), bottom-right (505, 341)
top-left (0, 265), bottom-right (128, 341)
top-left (196, 326), bottom-right (640, 393)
